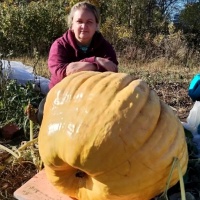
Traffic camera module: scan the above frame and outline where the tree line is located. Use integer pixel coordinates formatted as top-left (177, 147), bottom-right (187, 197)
top-left (0, 0), bottom-right (199, 63)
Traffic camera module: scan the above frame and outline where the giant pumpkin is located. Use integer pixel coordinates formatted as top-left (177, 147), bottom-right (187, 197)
top-left (39, 71), bottom-right (188, 200)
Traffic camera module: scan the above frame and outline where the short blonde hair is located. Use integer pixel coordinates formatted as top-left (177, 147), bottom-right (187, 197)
top-left (68, 2), bottom-right (100, 31)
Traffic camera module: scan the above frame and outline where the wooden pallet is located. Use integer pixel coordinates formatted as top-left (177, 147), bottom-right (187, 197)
top-left (14, 169), bottom-right (74, 200)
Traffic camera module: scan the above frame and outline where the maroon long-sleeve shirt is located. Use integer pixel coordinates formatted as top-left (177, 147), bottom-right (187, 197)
top-left (48, 30), bottom-right (118, 89)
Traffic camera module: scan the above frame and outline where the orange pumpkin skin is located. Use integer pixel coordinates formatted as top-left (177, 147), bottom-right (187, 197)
top-left (39, 71), bottom-right (188, 200)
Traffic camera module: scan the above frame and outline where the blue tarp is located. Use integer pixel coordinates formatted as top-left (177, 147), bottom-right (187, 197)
top-left (188, 74), bottom-right (200, 102)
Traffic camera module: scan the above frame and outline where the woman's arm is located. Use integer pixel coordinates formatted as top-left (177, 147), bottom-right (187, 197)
top-left (48, 40), bottom-right (71, 82)
top-left (95, 57), bottom-right (118, 72)
top-left (79, 37), bottom-right (119, 73)
top-left (66, 62), bottom-right (97, 76)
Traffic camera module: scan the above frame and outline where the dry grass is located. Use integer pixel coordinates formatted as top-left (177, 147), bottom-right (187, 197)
top-left (13, 56), bottom-right (200, 82)
top-left (119, 57), bottom-right (198, 73)
top-left (119, 57), bottom-right (199, 85)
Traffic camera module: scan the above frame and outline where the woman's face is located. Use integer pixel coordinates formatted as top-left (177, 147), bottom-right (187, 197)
top-left (72, 8), bottom-right (98, 46)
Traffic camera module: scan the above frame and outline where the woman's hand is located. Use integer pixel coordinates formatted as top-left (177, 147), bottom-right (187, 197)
top-left (66, 62), bottom-right (96, 76)
top-left (95, 57), bottom-right (118, 72)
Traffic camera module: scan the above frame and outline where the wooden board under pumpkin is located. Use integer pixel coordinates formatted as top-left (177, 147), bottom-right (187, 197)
top-left (14, 169), bottom-right (75, 200)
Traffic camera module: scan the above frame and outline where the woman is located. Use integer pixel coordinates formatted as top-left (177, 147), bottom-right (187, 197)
top-left (26, 2), bottom-right (118, 124)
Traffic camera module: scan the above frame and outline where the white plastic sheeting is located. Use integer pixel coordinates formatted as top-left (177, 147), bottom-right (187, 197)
top-left (182, 101), bottom-right (200, 157)
top-left (1, 60), bottom-right (50, 95)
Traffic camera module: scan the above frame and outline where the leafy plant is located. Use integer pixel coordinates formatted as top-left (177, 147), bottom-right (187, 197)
top-left (0, 59), bottom-right (44, 131)
top-left (0, 0), bottom-right (67, 56)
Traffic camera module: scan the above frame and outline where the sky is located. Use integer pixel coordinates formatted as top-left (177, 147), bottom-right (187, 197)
top-left (170, 0), bottom-right (186, 19)
top-left (173, 1), bottom-right (185, 13)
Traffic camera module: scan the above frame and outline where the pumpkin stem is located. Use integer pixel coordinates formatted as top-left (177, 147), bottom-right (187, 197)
top-left (75, 169), bottom-right (86, 178)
